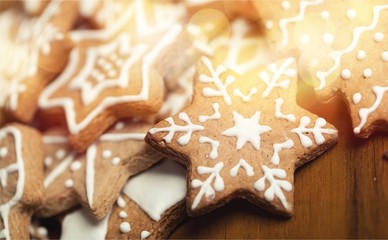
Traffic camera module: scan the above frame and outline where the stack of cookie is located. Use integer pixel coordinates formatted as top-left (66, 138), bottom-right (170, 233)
top-left (0, 0), bottom-right (387, 239)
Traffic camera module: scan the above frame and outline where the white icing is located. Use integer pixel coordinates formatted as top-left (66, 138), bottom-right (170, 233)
top-left (70, 161), bottom-right (82, 172)
top-left (141, 231), bottom-right (151, 240)
top-left (356, 50), bottom-right (366, 60)
top-left (149, 112), bottom-right (204, 145)
top-left (352, 93), bottom-right (362, 105)
top-left (0, 127), bottom-right (25, 240)
top-left (278, 0), bottom-right (323, 48)
top-left (44, 153), bottom-right (75, 188)
top-left (222, 111), bottom-right (271, 150)
top-left (322, 33), bottom-right (334, 44)
top-left (99, 133), bottom-right (145, 141)
top-left (198, 103), bottom-right (221, 122)
top-left (199, 137), bottom-right (219, 160)
top-left (341, 69), bottom-right (351, 80)
top-left (36, 227), bottom-right (48, 237)
top-left (271, 139), bottom-right (294, 165)
top-left (191, 162), bottom-right (224, 209)
top-left (265, 20), bottom-right (274, 29)
top-left (115, 121), bottom-right (125, 130)
top-left (55, 149), bottom-right (66, 160)
top-left (275, 98), bottom-right (296, 122)
top-left (254, 165), bottom-right (292, 210)
top-left (233, 88), bottom-right (258, 102)
top-left (354, 86), bottom-right (388, 134)
top-left (320, 11), bottom-right (330, 20)
top-left (79, 0), bottom-right (100, 17)
top-left (64, 179), bottom-right (73, 188)
top-left (117, 195), bottom-right (126, 208)
top-left (86, 144), bottom-right (97, 207)
top-left (363, 68), bottom-right (373, 78)
top-left (119, 222), bottom-right (131, 233)
top-left (299, 34), bottom-right (310, 45)
top-left (282, 1), bottom-right (291, 10)
top-left (199, 57), bottom-right (235, 105)
top-left (229, 159), bottom-right (254, 177)
top-left (119, 211), bottom-right (127, 218)
top-left (260, 58), bottom-right (296, 98)
top-left (0, 147), bottom-right (8, 158)
top-left (374, 32), bottom-right (384, 42)
top-left (122, 160), bottom-right (186, 221)
top-left (102, 150), bottom-right (112, 159)
top-left (44, 156), bottom-right (53, 167)
top-left (24, 0), bottom-right (42, 13)
top-left (291, 116), bottom-right (337, 148)
top-left (316, 5), bottom-right (388, 90)
top-left (346, 9), bottom-right (357, 20)
top-left (381, 51), bottom-right (388, 62)
top-left (60, 208), bottom-right (110, 240)
top-left (112, 157), bottom-right (121, 165)
top-left (42, 135), bottom-right (68, 144)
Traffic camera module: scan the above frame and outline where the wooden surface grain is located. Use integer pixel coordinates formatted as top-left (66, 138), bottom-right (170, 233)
top-left (170, 84), bottom-right (388, 239)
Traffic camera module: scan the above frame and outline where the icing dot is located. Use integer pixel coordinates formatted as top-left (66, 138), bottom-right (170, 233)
top-left (141, 231), bottom-right (151, 240)
top-left (37, 227), bottom-right (48, 237)
top-left (341, 69), bottom-right (351, 80)
top-left (346, 9), bottom-right (356, 20)
top-left (299, 34), bottom-right (310, 45)
top-left (55, 149), bottom-right (66, 160)
top-left (70, 161), bottom-right (82, 171)
top-left (381, 51), bottom-right (388, 62)
top-left (64, 179), bottom-right (74, 188)
top-left (119, 211), bottom-right (128, 218)
top-left (352, 93), bottom-right (362, 104)
top-left (356, 50), bottom-right (366, 60)
top-left (117, 195), bottom-right (126, 208)
top-left (281, 0), bottom-right (290, 10)
top-left (320, 11), bottom-right (330, 20)
top-left (363, 68), bottom-right (372, 78)
top-left (44, 156), bottom-right (53, 167)
top-left (115, 121), bottom-right (125, 130)
top-left (0, 147), bottom-right (8, 158)
top-left (265, 20), bottom-right (273, 29)
top-left (322, 33), bottom-right (334, 44)
top-left (111, 157), bottom-right (121, 165)
top-left (102, 150), bottom-right (112, 158)
top-left (120, 222), bottom-right (131, 233)
top-left (374, 32), bottom-right (384, 42)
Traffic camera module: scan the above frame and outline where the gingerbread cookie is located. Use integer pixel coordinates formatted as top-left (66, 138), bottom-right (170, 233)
top-left (0, 123), bottom-right (45, 239)
top-left (185, 0), bottom-right (259, 21)
top-left (0, 1), bottom-right (76, 123)
top-left (38, 120), bottom-right (163, 220)
top-left (39, 0), bottom-right (186, 151)
top-left (61, 159), bottom-right (187, 239)
top-left (146, 57), bottom-right (338, 216)
top-left (254, 1), bottom-right (388, 137)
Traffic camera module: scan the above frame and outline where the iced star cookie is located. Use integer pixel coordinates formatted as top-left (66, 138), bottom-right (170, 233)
top-left (0, 1), bottom-right (76, 123)
top-left (254, 0), bottom-right (388, 137)
top-left (60, 160), bottom-right (187, 239)
top-left (38, 120), bottom-right (163, 220)
top-left (39, 0), bottom-right (186, 151)
top-left (0, 123), bottom-right (45, 240)
top-left (146, 57), bottom-right (338, 216)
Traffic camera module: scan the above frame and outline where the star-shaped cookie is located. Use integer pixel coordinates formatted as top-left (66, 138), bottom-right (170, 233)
top-left (39, 0), bottom-right (186, 151)
top-left (60, 159), bottom-right (187, 239)
top-left (146, 57), bottom-right (338, 216)
top-left (254, 0), bottom-right (388, 137)
top-left (37, 120), bottom-right (163, 220)
top-left (0, 1), bottom-right (76, 123)
top-left (0, 123), bottom-right (45, 240)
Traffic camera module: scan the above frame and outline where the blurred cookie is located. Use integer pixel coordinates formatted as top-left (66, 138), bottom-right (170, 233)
top-left (0, 123), bottom-right (45, 239)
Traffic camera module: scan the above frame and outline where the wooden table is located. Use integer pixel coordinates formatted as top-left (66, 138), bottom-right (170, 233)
top-left (170, 85), bottom-right (388, 239)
